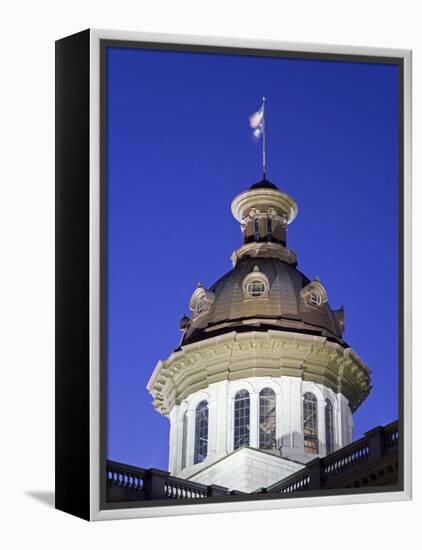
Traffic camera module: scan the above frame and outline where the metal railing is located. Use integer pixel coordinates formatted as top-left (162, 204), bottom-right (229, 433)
top-left (264, 420), bottom-right (399, 494)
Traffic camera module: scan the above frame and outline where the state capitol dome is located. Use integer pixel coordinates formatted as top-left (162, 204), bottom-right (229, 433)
top-left (147, 175), bottom-right (372, 490)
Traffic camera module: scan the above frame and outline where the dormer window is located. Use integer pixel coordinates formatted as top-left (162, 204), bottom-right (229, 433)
top-left (301, 278), bottom-right (328, 309)
top-left (242, 266), bottom-right (270, 299)
top-left (189, 285), bottom-right (215, 316)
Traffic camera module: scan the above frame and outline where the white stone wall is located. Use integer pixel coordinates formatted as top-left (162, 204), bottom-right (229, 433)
top-left (168, 376), bottom-right (353, 479)
top-left (189, 447), bottom-right (304, 493)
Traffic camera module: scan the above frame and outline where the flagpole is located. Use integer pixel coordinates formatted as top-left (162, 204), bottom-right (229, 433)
top-left (262, 96), bottom-right (266, 180)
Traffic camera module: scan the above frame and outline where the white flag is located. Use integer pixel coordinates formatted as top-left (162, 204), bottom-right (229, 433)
top-left (249, 102), bottom-right (265, 140)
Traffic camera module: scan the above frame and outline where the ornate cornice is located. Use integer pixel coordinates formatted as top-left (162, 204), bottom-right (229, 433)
top-left (147, 330), bottom-right (371, 416)
top-left (230, 242), bottom-right (297, 266)
top-left (231, 188), bottom-right (298, 224)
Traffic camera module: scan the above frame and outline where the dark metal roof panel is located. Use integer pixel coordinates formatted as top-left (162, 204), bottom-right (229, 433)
top-left (182, 256), bottom-right (344, 346)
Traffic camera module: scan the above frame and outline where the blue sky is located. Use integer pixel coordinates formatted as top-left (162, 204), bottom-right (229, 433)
top-left (106, 46), bottom-right (399, 469)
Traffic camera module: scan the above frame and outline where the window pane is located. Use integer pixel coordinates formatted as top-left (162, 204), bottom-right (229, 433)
top-left (259, 388), bottom-right (276, 450)
top-left (234, 390), bottom-right (250, 450)
top-left (309, 290), bottom-right (321, 306)
top-left (303, 392), bottom-right (319, 454)
top-left (196, 295), bottom-right (206, 312)
top-left (194, 401), bottom-right (208, 464)
top-left (325, 399), bottom-right (334, 454)
top-left (247, 280), bottom-right (265, 297)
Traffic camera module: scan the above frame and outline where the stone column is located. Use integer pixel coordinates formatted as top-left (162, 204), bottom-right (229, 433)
top-left (168, 406), bottom-right (179, 474)
top-left (185, 407), bottom-right (195, 470)
top-left (282, 377), bottom-right (304, 461)
top-left (337, 393), bottom-right (353, 447)
top-left (249, 391), bottom-right (259, 448)
top-left (207, 384), bottom-right (219, 460)
top-left (214, 381), bottom-right (229, 456)
top-left (279, 377), bottom-right (292, 452)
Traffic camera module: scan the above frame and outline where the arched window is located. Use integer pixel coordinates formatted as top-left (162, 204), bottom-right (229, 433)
top-left (259, 388), bottom-right (276, 450)
top-left (267, 216), bottom-right (273, 235)
top-left (194, 401), bottom-right (208, 464)
top-left (303, 393), bottom-right (319, 454)
top-left (181, 412), bottom-right (188, 470)
top-left (234, 390), bottom-right (250, 450)
top-left (325, 399), bottom-right (334, 454)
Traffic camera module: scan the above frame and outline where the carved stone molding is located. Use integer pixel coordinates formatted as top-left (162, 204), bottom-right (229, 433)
top-left (147, 330), bottom-right (371, 416)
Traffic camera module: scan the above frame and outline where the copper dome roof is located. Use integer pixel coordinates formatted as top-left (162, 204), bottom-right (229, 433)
top-left (181, 255), bottom-right (345, 347)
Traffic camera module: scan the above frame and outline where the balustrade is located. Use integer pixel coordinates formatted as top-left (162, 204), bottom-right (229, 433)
top-left (107, 421), bottom-right (398, 501)
top-left (264, 420), bottom-right (399, 494)
top-left (107, 461), bottom-right (232, 502)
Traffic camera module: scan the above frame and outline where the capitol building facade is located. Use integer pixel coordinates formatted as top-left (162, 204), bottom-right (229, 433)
top-left (147, 178), bottom-right (371, 493)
